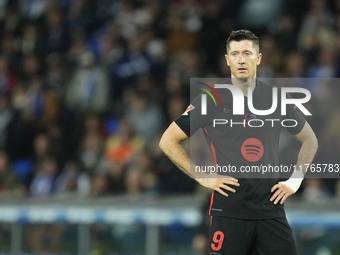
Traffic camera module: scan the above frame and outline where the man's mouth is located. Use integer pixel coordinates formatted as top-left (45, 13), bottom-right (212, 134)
top-left (238, 68), bottom-right (247, 71)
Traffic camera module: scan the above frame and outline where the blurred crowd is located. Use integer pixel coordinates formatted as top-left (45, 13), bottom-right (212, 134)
top-left (0, 0), bottom-right (339, 202)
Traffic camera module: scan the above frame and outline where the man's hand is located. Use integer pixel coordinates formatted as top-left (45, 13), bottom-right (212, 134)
top-left (196, 177), bottom-right (240, 197)
top-left (270, 183), bottom-right (294, 205)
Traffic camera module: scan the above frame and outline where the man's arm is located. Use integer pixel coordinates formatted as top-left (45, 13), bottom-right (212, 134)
top-left (270, 121), bottom-right (318, 204)
top-left (159, 122), bottom-right (239, 197)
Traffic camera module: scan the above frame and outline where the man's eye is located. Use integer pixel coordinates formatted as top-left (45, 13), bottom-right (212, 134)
top-left (232, 53), bottom-right (237, 56)
top-left (245, 52), bottom-right (250, 56)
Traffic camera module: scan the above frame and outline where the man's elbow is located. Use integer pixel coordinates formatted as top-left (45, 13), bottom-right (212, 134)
top-left (159, 134), bottom-right (167, 152)
top-left (159, 131), bottom-right (180, 154)
top-left (159, 132), bottom-right (171, 153)
top-left (159, 122), bottom-right (186, 153)
top-left (313, 136), bottom-right (318, 151)
top-left (307, 133), bottom-right (318, 153)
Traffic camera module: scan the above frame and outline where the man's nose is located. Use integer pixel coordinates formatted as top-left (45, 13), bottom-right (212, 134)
top-left (238, 54), bottom-right (245, 63)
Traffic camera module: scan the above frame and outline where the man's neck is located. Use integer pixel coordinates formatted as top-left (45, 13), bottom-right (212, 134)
top-left (231, 78), bottom-right (256, 97)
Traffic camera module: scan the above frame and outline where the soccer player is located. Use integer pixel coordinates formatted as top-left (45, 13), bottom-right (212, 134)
top-left (159, 30), bottom-right (318, 255)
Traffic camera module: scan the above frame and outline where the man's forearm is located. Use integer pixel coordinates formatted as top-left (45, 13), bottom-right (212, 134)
top-left (159, 137), bottom-right (192, 177)
top-left (159, 135), bottom-right (212, 179)
top-left (159, 122), bottom-right (239, 196)
top-left (296, 136), bottom-right (318, 175)
top-left (277, 123), bottom-right (318, 196)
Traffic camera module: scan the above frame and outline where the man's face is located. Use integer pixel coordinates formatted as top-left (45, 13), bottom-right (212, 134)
top-left (225, 40), bottom-right (262, 79)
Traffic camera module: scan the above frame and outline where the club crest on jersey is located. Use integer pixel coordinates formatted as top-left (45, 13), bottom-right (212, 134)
top-left (182, 104), bottom-right (195, 115)
top-left (223, 108), bottom-right (231, 114)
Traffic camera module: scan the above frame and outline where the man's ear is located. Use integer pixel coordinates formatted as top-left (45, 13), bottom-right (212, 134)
top-left (225, 54), bottom-right (230, 66)
top-left (257, 53), bottom-right (262, 66)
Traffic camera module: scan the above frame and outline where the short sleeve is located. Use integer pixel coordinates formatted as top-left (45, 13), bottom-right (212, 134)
top-left (175, 94), bottom-right (213, 137)
top-left (284, 93), bottom-right (306, 135)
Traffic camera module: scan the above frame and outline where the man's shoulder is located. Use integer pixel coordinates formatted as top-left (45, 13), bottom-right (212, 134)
top-left (212, 78), bottom-right (234, 99)
top-left (257, 79), bottom-right (281, 92)
top-left (257, 79), bottom-right (273, 88)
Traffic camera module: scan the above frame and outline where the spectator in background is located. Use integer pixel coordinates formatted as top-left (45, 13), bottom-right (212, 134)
top-left (67, 0), bottom-right (95, 33)
top-left (166, 13), bottom-right (196, 58)
top-left (124, 89), bottom-right (164, 143)
top-left (56, 159), bottom-right (91, 197)
top-left (155, 139), bottom-right (195, 194)
top-left (0, 92), bottom-right (15, 148)
top-left (308, 49), bottom-right (338, 79)
top-left (298, 0), bottom-right (336, 63)
top-left (140, 27), bottom-right (166, 65)
top-left (125, 164), bottom-right (142, 199)
top-left (274, 14), bottom-right (298, 53)
top-left (141, 167), bottom-right (159, 196)
top-left (257, 35), bottom-right (282, 78)
top-left (300, 0), bottom-right (334, 32)
top-left (1, 6), bottom-right (22, 36)
top-left (166, 94), bottom-right (187, 122)
top-left (11, 84), bottom-right (29, 112)
top-left (20, 54), bottom-right (41, 81)
top-left (136, 150), bottom-right (154, 173)
top-left (179, 50), bottom-right (202, 86)
top-left (0, 55), bottom-right (17, 94)
top-left (217, 54), bottom-right (231, 77)
top-left (283, 52), bottom-right (307, 78)
top-left (18, 0), bottom-right (47, 20)
top-left (319, 106), bottom-right (340, 162)
top-left (39, 9), bottom-right (70, 57)
top-left (105, 118), bottom-right (144, 165)
top-left (164, 73), bottom-right (183, 96)
top-left (84, 113), bottom-right (108, 139)
top-left (66, 51), bottom-right (109, 115)
top-left (98, 33), bottom-right (123, 69)
top-left (238, 0), bottom-right (283, 30)
top-left (137, 151), bottom-right (160, 196)
top-left (30, 156), bottom-right (58, 196)
top-left (112, 32), bottom-right (157, 98)
top-left (135, 76), bottom-right (161, 103)
top-left (45, 54), bottom-right (66, 99)
top-left (0, 150), bottom-right (23, 196)
top-left (25, 76), bottom-right (59, 129)
top-left (90, 173), bottom-right (109, 197)
top-left (134, 1), bottom-right (162, 31)
top-left (19, 23), bottom-right (40, 56)
top-left (115, 0), bottom-right (140, 40)
top-left (79, 131), bottom-right (107, 175)
top-left (67, 27), bottom-right (89, 67)
top-left (107, 161), bottom-right (126, 194)
top-left (335, 179), bottom-right (340, 203)
top-left (0, 34), bottom-right (21, 70)
top-left (198, 1), bottom-right (232, 72)
top-left (46, 122), bottom-right (65, 165)
top-left (32, 133), bottom-right (50, 169)
top-left (301, 179), bottom-right (332, 203)
top-left (7, 85), bottom-right (33, 159)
